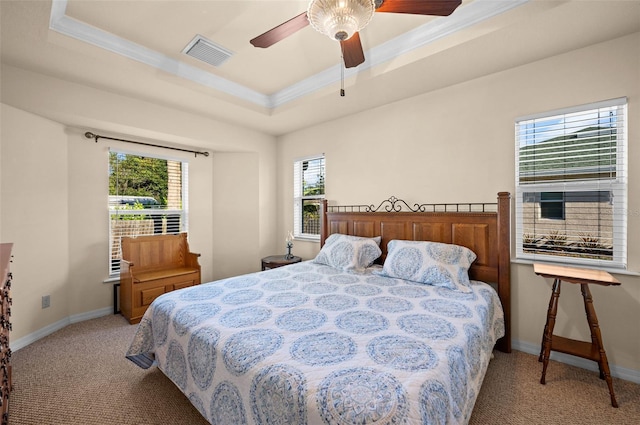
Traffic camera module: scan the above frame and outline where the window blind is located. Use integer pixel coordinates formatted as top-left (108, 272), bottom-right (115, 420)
top-left (108, 150), bottom-right (189, 275)
top-left (515, 98), bottom-right (627, 268)
top-left (293, 155), bottom-right (325, 239)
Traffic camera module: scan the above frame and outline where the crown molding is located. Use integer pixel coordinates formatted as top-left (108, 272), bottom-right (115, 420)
top-left (49, 0), bottom-right (528, 110)
top-left (49, 0), bottom-right (269, 107)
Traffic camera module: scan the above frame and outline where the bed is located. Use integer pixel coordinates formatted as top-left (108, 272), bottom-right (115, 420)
top-left (127, 192), bottom-right (511, 425)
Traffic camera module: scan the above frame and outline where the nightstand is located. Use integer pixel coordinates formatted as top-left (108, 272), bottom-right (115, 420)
top-left (261, 255), bottom-right (302, 271)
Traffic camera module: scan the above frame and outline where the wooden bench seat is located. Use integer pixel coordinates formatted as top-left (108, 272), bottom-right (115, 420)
top-left (120, 233), bottom-right (201, 324)
top-left (134, 267), bottom-right (200, 283)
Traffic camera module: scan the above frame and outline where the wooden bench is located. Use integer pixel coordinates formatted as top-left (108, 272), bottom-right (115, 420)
top-left (120, 233), bottom-right (201, 324)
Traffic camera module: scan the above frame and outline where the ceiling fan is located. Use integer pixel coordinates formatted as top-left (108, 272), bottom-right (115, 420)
top-left (250, 0), bottom-right (463, 68)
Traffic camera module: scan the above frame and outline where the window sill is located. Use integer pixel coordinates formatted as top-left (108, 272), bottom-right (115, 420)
top-left (511, 258), bottom-right (640, 277)
top-left (103, 276), bottom-right (120, 283)
top-left (294, 236), bottom-right (320, 243)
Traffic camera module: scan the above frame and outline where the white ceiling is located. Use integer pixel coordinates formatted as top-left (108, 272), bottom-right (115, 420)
top-left (1, 0), bottom-right (639, 136)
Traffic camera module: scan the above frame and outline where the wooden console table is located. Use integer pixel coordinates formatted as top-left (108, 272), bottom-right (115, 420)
top-left (534, 263), bottom-right (620, 408)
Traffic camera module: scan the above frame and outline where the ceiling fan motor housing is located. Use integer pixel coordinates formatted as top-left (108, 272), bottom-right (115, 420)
top-left (307, 0), bottom-right (376, 42)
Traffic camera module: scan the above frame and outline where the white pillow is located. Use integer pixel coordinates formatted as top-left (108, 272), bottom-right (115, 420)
top-left (379, 240), bottom-right (477, 292)
top-left (313, 234), bottom-right (382, 272)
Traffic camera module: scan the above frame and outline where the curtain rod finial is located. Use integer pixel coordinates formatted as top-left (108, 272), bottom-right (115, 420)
top-left (84, 132), bottom-right (97, 142)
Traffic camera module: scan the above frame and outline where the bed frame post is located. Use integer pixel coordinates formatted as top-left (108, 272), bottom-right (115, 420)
top-left (320, 199), bottom-right (328, 246)
top-left (496, 191), bottom-right (511, 353)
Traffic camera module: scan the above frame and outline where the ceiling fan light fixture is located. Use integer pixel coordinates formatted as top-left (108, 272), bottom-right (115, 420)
top-left (307, 0), bottom-right (375, 41)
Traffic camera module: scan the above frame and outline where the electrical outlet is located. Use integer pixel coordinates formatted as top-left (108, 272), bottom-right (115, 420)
top-left (42, 295), bottom-right (50, 309)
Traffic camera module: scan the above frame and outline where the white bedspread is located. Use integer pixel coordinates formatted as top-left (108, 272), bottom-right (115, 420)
top-left (127, 261), bottom-right (504, 425)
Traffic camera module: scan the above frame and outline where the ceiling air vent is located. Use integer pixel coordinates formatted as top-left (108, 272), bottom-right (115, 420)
top-left (183, 35), bottom-right (233, 67)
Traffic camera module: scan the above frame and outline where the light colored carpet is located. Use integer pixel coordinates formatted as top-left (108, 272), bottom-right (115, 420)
top-left (9, 314), bottom-right (640, 424)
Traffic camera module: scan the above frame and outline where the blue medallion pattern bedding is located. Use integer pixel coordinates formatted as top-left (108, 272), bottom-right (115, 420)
top-left (126, 261), bottom-right (504, 425)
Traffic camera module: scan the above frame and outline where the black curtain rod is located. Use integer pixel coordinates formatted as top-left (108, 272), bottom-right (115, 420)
top-left (84, 132), bottom-right (209, 157)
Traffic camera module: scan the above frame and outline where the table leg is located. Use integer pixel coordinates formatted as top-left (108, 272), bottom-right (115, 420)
top-left (540, 278), bottom-right (561, 385)
top-left (581, 284), bottom-right (618, 408)
top-left (113, 283), bottom-right (120, 315)
top-left (581, 285), bottom-right (604, 377)
top-left (539, 278), bottom-right (561, 361)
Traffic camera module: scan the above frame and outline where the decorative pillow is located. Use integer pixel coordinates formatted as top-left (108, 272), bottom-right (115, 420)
top-left (379, 240), bottom-right (477, 292)
top-left (313, 234), bottom-right (382, 272)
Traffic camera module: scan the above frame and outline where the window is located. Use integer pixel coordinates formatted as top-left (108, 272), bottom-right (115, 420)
top-left (515, 98), bottom-right (627, 268)
top-left (293, 155), bottom-right (325, 239)
top-left (539, 192), bottom-right (565, 220)
top-left (109, 150), bottom-right (189, 275)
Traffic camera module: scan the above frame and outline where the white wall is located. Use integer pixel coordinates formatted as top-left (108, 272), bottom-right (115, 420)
top-left (0, 105), bottom-right (69, 334)
top-left (212, 152), bottom-right (261, 277)
top-left (277, 33), bottom-right (640, 378)
top-left (0, 66), bottom-right (278, 345)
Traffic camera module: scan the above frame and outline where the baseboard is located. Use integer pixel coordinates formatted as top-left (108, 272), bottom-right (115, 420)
top-left (513, 339), bottom-right (640, 384)
top-left (11, 307), bottom-right (113, 352)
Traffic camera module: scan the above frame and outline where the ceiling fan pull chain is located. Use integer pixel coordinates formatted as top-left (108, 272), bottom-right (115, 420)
top-left (340, 53), bottom-right (345, 97)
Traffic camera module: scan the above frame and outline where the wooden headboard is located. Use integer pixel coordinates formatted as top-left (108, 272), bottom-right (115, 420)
top-left (320, 192), bottom-right (511, 353)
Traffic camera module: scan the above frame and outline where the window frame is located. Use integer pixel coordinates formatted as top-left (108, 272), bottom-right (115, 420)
top-left (293, 154), bottom-right (325, 241)
top-left (539, 192), bottom-right (565, 220)
top-left (108, 149), bottom-right (189, 276)
top-left (515, 98), bottom-right (627, 269)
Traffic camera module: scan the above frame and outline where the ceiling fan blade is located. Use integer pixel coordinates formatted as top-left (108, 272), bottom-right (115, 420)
top-left (341, 32), bottom-right (365, 68)
top-left (250, 12), bottom-right (310, 48)
top-left (375, 0), bottom-right (462, 16)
